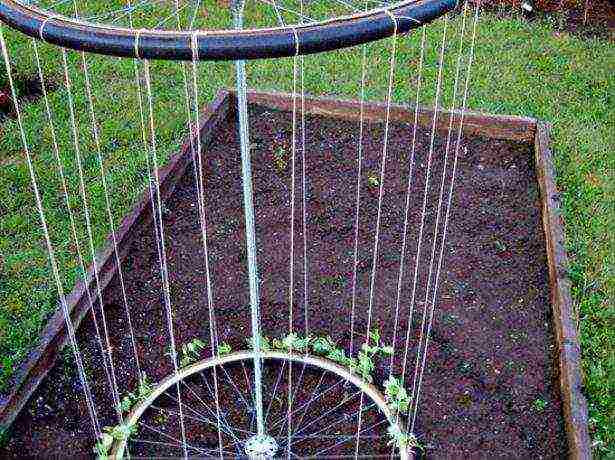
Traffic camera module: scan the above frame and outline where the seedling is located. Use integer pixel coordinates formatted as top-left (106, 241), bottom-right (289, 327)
top-left (312, 336), bottom-right (337, 355)
top-left (272, 333), bottom-right (312, 352)
top-left (246, 334), bottom-right (272, 351)
top-left (384, 376), bottom-right (411, 413)
top-left (180, 338), bottom-right (206, 367)
top-left (94, 423), bottom-right (137, 459)
top-left (533, 398), bottom-right (547, 412)
top-left (218, 342), bottom-right (232, 356)
top-left (357, 350), bottom-right (375, 382)
top-left (118, 375), bottom-right (153, 413)
top-left (273, 147), bottom-right (287, 172)
top-left (367, 174), bottom-right (379, 188)
top-left (494, 240), bottom-right (506, 252)
top-left (387, 425), bottom-right (422, 452)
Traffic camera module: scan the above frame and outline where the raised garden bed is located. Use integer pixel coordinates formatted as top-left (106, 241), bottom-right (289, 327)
top-left (0, 90), bottom-right (589, 458)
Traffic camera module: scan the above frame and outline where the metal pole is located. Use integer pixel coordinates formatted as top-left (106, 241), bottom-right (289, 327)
top-left (233, 0), bottom-right (266, 441)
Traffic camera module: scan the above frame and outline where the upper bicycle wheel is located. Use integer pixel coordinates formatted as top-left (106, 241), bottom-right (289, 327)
top-left (0, 0), bottom-right (455, 61)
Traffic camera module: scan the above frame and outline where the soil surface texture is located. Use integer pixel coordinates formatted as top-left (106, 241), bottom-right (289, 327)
top-left (3, 104), bottom-right (567, 458)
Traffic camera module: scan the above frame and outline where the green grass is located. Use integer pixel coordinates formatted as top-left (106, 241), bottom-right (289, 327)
top-left (0, 9), bottom-right (613, 455)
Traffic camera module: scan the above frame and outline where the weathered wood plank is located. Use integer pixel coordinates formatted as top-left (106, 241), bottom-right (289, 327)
top-left (534, 122), bottom-right (591, 460)
top-left (242, 89), bottom-right (538, 142)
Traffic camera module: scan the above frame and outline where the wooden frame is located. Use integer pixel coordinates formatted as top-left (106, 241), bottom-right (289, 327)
top-left (0, 89), bottom-right (590, 459)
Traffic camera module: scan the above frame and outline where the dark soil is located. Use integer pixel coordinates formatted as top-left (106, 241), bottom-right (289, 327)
top-left (2, 104), bottom-right (567, 457)
top-left (0, 75), bottom-right (56, 121)
top-left (474, 0), bottom-right (615, 39)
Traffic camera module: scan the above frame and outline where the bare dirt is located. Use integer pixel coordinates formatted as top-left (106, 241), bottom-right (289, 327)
top-left (474, 0), bottom-right (615, 39)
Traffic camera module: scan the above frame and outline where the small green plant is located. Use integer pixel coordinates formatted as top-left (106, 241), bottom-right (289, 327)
top-left (118, 375), bottom-right (153, 413)
top-left (387, 425), bottom-right (422, 452)
top-left (384, 376), bottom-right (411, 413)
top-left (179, 338), bottom-right (206, 367)
top-left (355, 329), bottom-right (394, 382)
top-left (246, 334), bottom-right (271, 351)
top-left (326, 347), bottom-right (356, 368)
top-left (218, 342), bottom-right (232, 356)
top-left (367, 173), bottom-right (379, 188)
top-left (533, 398), bottom-right (548, 412)
top-left (494, 239), bottom-right (506, 252)
top-left (320, 274), bottom-right (345, 291)
top-left (273, 147), bottom-right (287, 172)
top-left (311, 336), bottom-right (337, 355)
top-left (272, 333), bottom-right (312, 352)
top-left (0, 426), bottom-right (10, 449)
top-left (153, 411), bottom-right (169, 425)
top-left (93, 432), bottom-right (113, 459)
top-left (94, 423), bottom-right (137, 459)
top-left (356, 349), bottom-right (376, 382)
top-left (251, 329), bottom-right (395, 387)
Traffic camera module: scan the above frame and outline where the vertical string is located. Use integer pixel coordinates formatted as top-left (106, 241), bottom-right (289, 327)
top-left (402, 13), bottom-right (449, 391)
top-left (408, 2), bottom-right (466, 429)
top-left (410, 146), bottom-right (462, 432)
top-left (349, 0), bottom-right (370, 360)
top-left (300, 0), bottom-right (309, 343)
top-left (30, 38), bottom-right (114, 397)
top-left (142, 59), bottom-right (189, 458)
top-left (68, 0), bottom-right (142, 392)
top-left (59, 47), bottom-right (124, 422)
top-left (0, 27), bottom-right (101, 437)
top-left (410, 3), bottom-right (481, 431)
top-left (394, 24), bottom-right (427, 376)
top-left (354, 11), bottom-right (398, 458)
top-left (78, 47), bottom-right (142, 379)
top-left (189, 33), bottom-right (224, 458)
top-left (128, 19), bottom-right (165, 315)
top-left (286, 26), bottom-right (300, 459)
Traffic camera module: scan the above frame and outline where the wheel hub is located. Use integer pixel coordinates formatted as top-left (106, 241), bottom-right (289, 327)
top-left (244, 434), bottom-right (278, 459)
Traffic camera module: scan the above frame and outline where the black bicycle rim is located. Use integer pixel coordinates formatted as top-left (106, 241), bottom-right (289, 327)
top-left (0, 0), bottom-right (455, 61)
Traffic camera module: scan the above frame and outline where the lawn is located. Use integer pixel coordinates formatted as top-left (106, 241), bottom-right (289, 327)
top-left (0, 6), bottom-right (612, 455)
